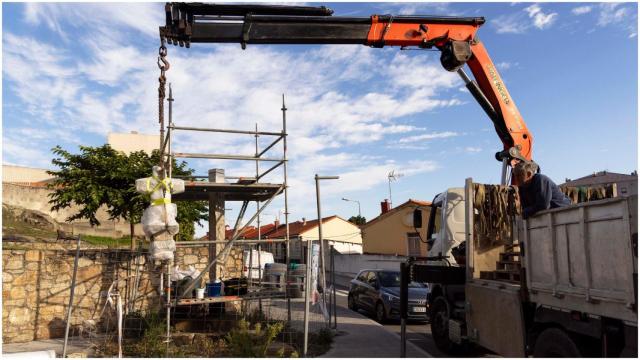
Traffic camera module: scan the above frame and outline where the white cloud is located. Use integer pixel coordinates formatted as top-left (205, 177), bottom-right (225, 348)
top-left (399, 131), bottom-right (459, 144)
top-left (492, 4), bottom-right (558, 34)
top-left (465, 147), bottom-right (482, 153)
top-left (598, 3), bottom-right (629, 26)
top-left (572, 6), bottom-right (592, 15)
top-left (5, 3), bottom-right (473, 224)
top-left (496, 61), bottom-right (519, 70)
top-left (525, 4), bottom-right (558, 30)
top-left (596, 3), bottom-right (637, 38)
top-left (491, 13), bottom-right (529, 34)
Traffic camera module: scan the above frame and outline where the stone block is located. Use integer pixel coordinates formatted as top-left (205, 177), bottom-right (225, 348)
top-left (24, 250), bottom-right (41, 262)
top-left (4, 259), bottom-right (24, 271)
top-left (182, 255), bottom-right (199, 266)
top-left (9, 308), bottom-right (30, 325)
top-left (77, 257), bottom-right (94, 268)
top-left (3, 273), bottom-right (14, 283)
top-left (25, 262), bottom-right (40, 271)
top-left (77, 266), bottom-right (101, 281)
top-left (4, 299), bottom-right (26, 306)
top-left (6, 332), bottom-right (34, 343)
top-left (10, 287), bottom-right (26, 299)
top-left (13, 272), bottom-right (37, 286)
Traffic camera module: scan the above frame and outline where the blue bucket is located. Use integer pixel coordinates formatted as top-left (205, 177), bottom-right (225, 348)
top-left (207, 282), bottom-right (223, 297)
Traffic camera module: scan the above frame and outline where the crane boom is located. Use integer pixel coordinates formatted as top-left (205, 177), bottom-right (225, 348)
top-left (160, 2), bottom-right (533, 165)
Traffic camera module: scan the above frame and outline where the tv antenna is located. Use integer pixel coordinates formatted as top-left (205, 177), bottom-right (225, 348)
top-left (387, 170), bottom-right (404, 208)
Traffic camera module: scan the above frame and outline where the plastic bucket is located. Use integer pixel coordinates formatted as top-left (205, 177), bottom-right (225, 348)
top-left (196, 288), bottom-right (205, 299)
top-left (207, 282), bottom-right (223, 297)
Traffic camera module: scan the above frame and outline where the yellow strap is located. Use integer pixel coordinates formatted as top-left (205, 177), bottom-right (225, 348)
top-left (151, 198), bottom-right (171, 206)
top-left (147, 176), bottom-right (173, 194)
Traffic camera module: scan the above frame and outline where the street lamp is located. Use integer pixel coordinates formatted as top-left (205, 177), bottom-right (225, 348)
top-left (304, 174), bottom-right (339, 356)
top-left (341, 197), bottom-right (361, 218)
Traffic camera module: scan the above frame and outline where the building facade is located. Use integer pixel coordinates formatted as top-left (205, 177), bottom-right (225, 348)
top-left (107, 131), bottom-right (160, 155)
top-left (561, 170), bottom-right (638, 197)
top-left (361, 199), bottom-right (431, 257)
top-left (225, 216), bottom-right (363, 263)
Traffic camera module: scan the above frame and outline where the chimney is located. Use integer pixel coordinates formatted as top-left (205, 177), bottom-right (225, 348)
top-left (380, 199), bottom-right (391, 214)
top-left (274, 219), bottom-right (280, 227)
top-left (302, 217), bottom-right (307, 226)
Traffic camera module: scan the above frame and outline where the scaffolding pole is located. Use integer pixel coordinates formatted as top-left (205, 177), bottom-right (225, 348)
top-left (282, 94), bottom-right (292, 323)
top-left (62, 235), bottom-right (82, 358)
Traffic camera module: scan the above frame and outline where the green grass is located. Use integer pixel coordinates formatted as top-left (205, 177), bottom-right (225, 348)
top-left (80, 234), bottom-right (136, 248)
top-left (2, 211), bottom-right (58, 240)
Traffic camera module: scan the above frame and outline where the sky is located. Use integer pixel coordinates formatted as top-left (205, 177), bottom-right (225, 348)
top-left (2, 2), bottom-right (638, 236)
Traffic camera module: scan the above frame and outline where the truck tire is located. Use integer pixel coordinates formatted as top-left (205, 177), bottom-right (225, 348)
top-left (430, 296), bottom-right (460, 354)
top-left (533, 328), bottom-right (581, 357)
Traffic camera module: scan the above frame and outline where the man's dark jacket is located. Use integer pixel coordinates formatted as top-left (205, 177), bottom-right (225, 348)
top-left (518, 174), bottom-right (571, 218)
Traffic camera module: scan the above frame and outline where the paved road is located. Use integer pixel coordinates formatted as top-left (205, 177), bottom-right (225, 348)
top-left (333, 287), bottom-right (494, 358)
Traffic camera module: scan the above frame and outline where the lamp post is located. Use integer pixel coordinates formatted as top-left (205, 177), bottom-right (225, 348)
top-left (341, 197), bottom-right (361, 218)
top-left (314, 175), bottom-right (339, 321)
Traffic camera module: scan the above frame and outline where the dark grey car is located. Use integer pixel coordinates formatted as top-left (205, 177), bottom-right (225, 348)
top-left (348, 269), bottom-right (429, 323)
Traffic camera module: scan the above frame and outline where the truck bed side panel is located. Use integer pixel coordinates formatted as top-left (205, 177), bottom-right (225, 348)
top-left (524, 197), bottom-right (637, 323)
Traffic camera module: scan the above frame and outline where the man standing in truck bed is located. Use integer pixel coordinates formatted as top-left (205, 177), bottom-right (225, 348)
top-left (513, 161), bottom-right (571, 218)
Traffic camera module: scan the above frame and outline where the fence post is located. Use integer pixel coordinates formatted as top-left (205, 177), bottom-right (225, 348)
top-left (400, 261), bottom-right (409, 358)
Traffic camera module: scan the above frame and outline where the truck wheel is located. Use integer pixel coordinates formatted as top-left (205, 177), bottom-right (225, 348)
top-left (430, 296), bottom-right (460, 354)
top-left (533, 328), bottom-right (581, 357)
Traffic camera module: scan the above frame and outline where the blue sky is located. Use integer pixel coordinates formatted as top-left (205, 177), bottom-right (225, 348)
top-left (3, 2), bottom-right (638, 235)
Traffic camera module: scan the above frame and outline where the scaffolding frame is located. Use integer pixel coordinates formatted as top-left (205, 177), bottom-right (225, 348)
top-left (156, 88), bottom-right (294, 343)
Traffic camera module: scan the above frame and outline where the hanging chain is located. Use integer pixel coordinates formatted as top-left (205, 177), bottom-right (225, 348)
top-left (157, 39), bottom-right (170, 171)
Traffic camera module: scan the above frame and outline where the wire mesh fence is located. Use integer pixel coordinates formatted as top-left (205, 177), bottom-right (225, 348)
top-left (58, 239), bottom-right (332, 358)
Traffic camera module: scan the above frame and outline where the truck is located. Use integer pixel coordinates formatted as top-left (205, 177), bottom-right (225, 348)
top-left (420, 179), bottom-right (637, 357)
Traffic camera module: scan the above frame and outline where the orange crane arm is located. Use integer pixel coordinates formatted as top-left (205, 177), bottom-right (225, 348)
top-left (161, 3), bottom-right (533, 164)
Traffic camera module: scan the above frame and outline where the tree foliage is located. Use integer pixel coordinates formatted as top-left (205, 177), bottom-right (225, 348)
top-left (348, 215), bottom-right (366, 226)
top-left (47, 144), bottom-right (207, 241)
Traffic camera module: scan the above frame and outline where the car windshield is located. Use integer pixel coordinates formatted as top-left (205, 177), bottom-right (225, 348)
top-left (378, 271), bottom-right (425, 288)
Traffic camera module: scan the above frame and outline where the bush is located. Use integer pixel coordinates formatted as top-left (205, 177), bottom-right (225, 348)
top-left (226, 319), bottom-right (285, 357)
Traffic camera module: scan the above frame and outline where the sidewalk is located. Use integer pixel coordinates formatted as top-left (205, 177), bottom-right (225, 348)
top-left (320, 293), bottom-right (432, 358)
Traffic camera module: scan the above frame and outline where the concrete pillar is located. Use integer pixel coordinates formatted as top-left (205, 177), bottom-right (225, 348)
top-left (208, 169), bottom-right (225, 281)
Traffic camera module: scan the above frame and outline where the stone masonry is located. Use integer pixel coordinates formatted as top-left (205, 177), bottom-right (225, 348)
top-left (2, 244), bottom-right (244, 344)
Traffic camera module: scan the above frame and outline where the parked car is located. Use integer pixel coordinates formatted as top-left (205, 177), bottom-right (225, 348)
top-left (242, 250), bottom-right (274, 279)
top-left (348, 269), bottom-right (429, 323)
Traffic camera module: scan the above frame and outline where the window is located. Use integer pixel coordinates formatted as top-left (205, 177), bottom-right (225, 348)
top-left (407, 233), bottom-right (422, 257)
top-left (357, 271), bottom-right (368, 282)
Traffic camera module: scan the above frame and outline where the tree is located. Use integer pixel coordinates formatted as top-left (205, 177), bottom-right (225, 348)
top-left (348, 215), bottom-right (366, 226)
top-left (48, 144), bottom-right (207, 244)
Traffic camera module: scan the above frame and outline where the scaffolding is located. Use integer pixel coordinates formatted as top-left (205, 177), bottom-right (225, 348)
top-left (156, 87), bottom-right (303, 347)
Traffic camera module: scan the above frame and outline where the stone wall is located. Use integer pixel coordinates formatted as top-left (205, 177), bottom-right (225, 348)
top-left (3, 183), bottom-right (141, 238)
top-left (2, 245), bottom-right (225, 344)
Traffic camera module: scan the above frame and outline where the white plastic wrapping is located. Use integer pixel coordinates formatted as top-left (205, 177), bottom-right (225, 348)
top-left (136, 166), bottom-right (186, 261)
top-left (141, 203), bottom-right (179, 237)
top-left (170, 265), bottom-right (201, 282)
top-left (150, 239), bottom-right (176, 261)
